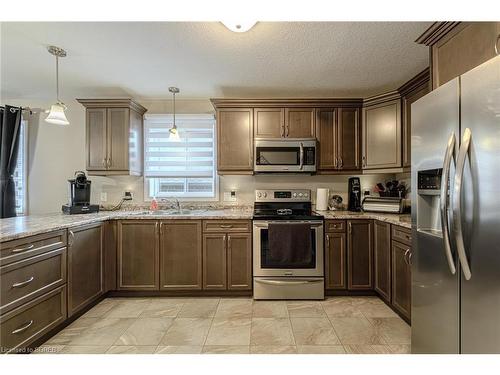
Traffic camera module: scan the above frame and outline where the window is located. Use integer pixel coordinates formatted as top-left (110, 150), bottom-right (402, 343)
top-left (144, 114), bottom-right (217, 200)
top-left (13, 120), bottom-right (28, 215)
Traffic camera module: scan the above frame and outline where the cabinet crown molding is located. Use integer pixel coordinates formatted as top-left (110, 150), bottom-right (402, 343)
top-left (363, 90), bottom-right (401, 107)
top-left (76, 98), bottom-right (148, 115)
top-left (210, 98), bottom-right (363, 109)
top-left (415, 22), bottom-right (462, 46)
top-left (398, 68), bottom-right (430, 96)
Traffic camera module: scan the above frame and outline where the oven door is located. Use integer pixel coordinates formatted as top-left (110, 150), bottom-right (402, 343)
top-left (253, 220), bottom-right (324, 277)
top-left (254, 139), bottom-right (316, 172)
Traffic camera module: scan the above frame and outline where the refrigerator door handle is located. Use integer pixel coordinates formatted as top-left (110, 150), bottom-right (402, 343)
top-left (453, 127), bottom-right (472, 280)
top-left (440, 132), bottom-right (457, 275)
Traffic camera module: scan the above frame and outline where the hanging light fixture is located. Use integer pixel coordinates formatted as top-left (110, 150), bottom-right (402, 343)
top-left (221, 21), bottom-right (257, 33)
top-left (45, 45), bottom-right (69, 125)
top-left (168, 87), bottom-right (180, 141)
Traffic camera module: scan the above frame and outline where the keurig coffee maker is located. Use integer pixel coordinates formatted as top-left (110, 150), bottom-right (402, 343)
top-left (62, 171), bottom-right (99, 214)
top-left (348, 177), bottom-right (362, 212)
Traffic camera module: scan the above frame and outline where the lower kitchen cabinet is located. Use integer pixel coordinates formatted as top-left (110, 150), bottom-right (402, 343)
top-left (67, 223), bottom-right (104, 316)
top-left (227, 233), bottom-right (252, 290)
top-left (160, 221), bottom-right (202, 290)
top-left (117, 220), bottom-right (159, 290)
top-left (347, 220), bottom-right (373, 290)
top-left (203, 234), bottom-right (227, 290)
top-left (392, 239), bottom-right (412, 320)
top-left (374, 221), bottom-right (391, 302)
top-left (325, 231), bottom-right (347, 290)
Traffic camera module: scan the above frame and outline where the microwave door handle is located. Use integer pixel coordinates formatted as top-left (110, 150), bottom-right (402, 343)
top-left (440, 132), bottom-right (457, 275)
top-left (299, 142), bottom-right (304, 170)
top-left (453, 128), bottom-right (472, 280)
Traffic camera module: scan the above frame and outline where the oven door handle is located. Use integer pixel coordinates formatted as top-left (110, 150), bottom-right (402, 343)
top-left (253, 222), bottom-right (324, 228)
top-left (255, 279), bottom-right (323, 286)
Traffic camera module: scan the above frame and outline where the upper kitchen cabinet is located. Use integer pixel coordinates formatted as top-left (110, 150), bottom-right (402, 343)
top-left (77, 99), bottom-right (147, 176)
top-left (215, 108), bottom-right (254, 174)
top-left (254, 108), bottom-right (284, 138)
top-left (362, 92), bottom-right (402, 171)
top-left (416, 22), bottom-right (500, 89)
top-left (284, 108), bottom-right (315, 138)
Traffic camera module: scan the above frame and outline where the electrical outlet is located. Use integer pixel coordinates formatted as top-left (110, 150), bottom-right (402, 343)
top-left (223, 191), bottom-right (237, 202)
top-left (100, 192), bottom-right (107, 202)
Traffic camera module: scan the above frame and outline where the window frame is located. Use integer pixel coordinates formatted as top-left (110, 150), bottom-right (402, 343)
top-left (143, 114), bottom-right (218, 202)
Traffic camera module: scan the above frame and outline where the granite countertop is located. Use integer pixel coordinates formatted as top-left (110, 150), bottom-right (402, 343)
top-left (315, 210), bottom-right (412, 229)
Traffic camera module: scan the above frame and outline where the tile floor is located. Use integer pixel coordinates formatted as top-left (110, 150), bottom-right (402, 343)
top-left (35, 296), bottom-right (411, 354)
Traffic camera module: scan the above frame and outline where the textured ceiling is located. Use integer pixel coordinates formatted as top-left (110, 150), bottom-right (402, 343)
top-left (1, 22), bottom-right (431, 100)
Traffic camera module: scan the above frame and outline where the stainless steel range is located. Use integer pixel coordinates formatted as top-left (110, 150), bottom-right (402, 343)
top-left (252, 189), bottom-right (324, 300)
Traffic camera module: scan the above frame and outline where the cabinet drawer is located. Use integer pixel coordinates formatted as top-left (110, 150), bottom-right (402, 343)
top-left (0, 286), bottom-right (66, 353)
top-left (203, 220), bottom-right (251, 233)
top-left (325, 220), bottom-right (345, 233)
top-left (392, 225), bottom-right (412, 246)
top-left (1, 248), bottom-right (66, 315)
top-left (0, 230), bottom-right (67, 266)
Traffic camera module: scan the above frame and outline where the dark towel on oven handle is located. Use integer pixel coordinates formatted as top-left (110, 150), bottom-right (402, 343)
top-left (267, 223), bottom-right (312, 267)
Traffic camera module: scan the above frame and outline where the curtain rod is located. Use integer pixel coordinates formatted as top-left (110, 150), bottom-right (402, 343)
top-left (0, 105), bottom-right (33, 115)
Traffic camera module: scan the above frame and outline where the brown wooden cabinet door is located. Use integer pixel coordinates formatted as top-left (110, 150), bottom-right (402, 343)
top-left (117, 221), bottom-right (159, 290)
top-left (392, 240), bottom-right (411, 320)
top-left (217, 108), bottom-right (254, 173)
top-left (254, 108), bottom-right (284, 138)
top-left (374, 221), bottom-right (391, 302)
top-left (227, 233), bottom-right (252, 290)
top-left (107, 108), bottom-right (130, 171)
top-left (203, 233), bottom-right (227, 290)
top-left (316, 108), bottom-right (337, 170)
top-left (86, 108), bottom-right (107, 171)
top-left (402, 85), bottom-right (429, 167)
top-left (337, 108), bottom-right (361, 170)
top-left (362, 100), bottom-right (401, 169)
top-left (160, 221), bottom-right (202, 290)
top-left (347, 220), bottom-right (373, 290)
top-left (285, 108), bottom-right (315, 138)
top-left (67, 223), bottom-right (103, 316)
top-left (325, 232), bottom-right (346, 290)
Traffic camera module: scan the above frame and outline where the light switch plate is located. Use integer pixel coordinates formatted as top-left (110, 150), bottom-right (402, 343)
top-left (224, 191), bottom-right (237, 202)
top-left (100, 192), bottom-right (107, 202)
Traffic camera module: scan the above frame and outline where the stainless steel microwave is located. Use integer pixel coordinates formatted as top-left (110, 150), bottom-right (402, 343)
top-left (254, 139), bottom-right (317, 173)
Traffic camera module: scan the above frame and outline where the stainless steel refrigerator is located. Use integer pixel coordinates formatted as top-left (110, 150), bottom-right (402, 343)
top-left (411, 55), bottom-right (500, 354)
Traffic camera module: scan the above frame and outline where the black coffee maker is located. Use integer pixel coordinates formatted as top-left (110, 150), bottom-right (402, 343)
top-left (348, 177), bottom-right (362, 212)
top-left (62, 171), bottom-right (99, 214)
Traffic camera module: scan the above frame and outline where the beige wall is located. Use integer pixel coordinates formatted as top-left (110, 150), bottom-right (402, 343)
top-left (6, 97), bottom-right (397, 214)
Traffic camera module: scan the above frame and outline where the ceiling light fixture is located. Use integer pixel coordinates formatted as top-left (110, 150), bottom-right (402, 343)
top-left (45, 45), bottom-right (69, 125)
top-left (221, 21), bottom-right (257, 33)
top-left (168, 87), bottom-right (180, 141)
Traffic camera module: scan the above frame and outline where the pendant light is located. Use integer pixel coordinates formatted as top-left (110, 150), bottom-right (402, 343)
top-left (45, 46), bottom-right (69, 125)
top-left (221, 21), bottom-right (257, 33)
top-left (168, 87), bottom-right (180, 141)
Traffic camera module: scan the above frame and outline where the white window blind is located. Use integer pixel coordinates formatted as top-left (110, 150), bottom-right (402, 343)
top-left (13, 120), bottom-right (27, 215)
top-left (144, 114), bottom-right (217, 199)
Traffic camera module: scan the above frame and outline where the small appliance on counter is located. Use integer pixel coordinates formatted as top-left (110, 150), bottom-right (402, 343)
top-left (348, 177), bottom-right (362, 211)
top-left (62, 171), bottom-right (99, 214)
top-left (362, 196), bottom-right (404, 214)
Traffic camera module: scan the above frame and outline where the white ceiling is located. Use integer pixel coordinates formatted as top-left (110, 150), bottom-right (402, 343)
top-left (1, 22), bottom-right (431, 101)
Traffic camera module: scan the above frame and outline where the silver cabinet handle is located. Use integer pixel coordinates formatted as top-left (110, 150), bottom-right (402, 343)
top-left (408, 251), bottom-right (413, 266)
top-left (12, 320), bottom-right (33, 334)
top-left (285, 124), bottom-right (289, 137)
top-left (440, 132), bottom-right (457, 275)
top-left (339, 157), bottom-right (343, 169)
top-left (299, 142), bottom-right (304, 170)
top-left (326, 234), bottom-right (330, 248)
top-left (12, 276), bottom-right (35, 288)
top-left (11, 244), bottom-right (34, 253)
top-left (68, 230), bottom-right (75, 247)
top-left (348, 222), bottom-right (352, 234)
top-left (102, 158), bottom-right (107, 167)
top-left (403, 249), bottom-right (410, 266)
top-left (107, 158), bottom-right (111, 168)
top-left (227, 235), bottom-right (231, 252)
top-left (453, 128), bottom-right (472, 280)
top-left (362, 155), bottom-right (366, 168)
top-left (220, 224), bottom-right (233, 229)
top-left (255, 279), bottom-right (323, 286)
top-left (334, 157), bottom-right (338, 169)
top-left (280, 124), bottom-right (284, 138)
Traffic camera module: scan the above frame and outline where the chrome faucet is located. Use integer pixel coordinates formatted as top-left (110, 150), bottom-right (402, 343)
top-left (172, 198), bottom-right (181, 212)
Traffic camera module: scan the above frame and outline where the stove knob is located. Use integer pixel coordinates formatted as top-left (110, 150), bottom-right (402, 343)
top-left (257, 192), bottom-right (262, 198)
top-left (293, 193), bottom-right (297, 197)
top-left (263, 192), bottom-right (267, 198)
top-left (299, 193), bottom-right (303, 197)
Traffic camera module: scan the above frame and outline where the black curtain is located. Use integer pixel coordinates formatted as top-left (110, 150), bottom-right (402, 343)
top-left (0, 105), bottom-right (22, 218)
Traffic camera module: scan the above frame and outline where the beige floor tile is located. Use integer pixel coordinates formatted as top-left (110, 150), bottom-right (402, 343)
top-left (205, 318), bottom-right (251, 346)
top-left (348, 296), bottom-right (384, 306)
top-left (368, 317), bottom-right (411, 344)
top-left (344, 345), bottom-right (393, 354)
top-left (202, 345), bottom-right (250, 354)
top-left (177, 299), bottom-right (220, 318)
top-left (106, 345), bottom-right (157, 354)
top-left (252, 301), bottom-right (289, 318)
top-left (160, 318), bottom-right (212, 346)
top-left (215, 298), bottom-right (253, 318)
top-left (250, 345), bottom-right (297, 354)
top-left (114, 317), bottom-right (174, 345)
top-left (359, 302), bottom-right (398, 318)
top-left (140, 299), bottom-right (185, 318)
top-left (32, 345), bottom-right (65, 354)
top-left (251, 318), bottom-right (295, 346)
top-left (389, 344), bottom-right (411, 354)
top-left (330, 317), bottom-right (386, 345)
top-left (104, 299), bottom-right (152, 318)
top-left (297, 345), bottom-right (346, 354)
top-left (59, 345), bottom-right (110, 354)
top-left (287, 301), bottom-right (326, 318)
top-left (155, 346), bottom-right (203, 354)
top-left (290, 317), bottom-right (340, 345)
top-left (68, 318), bottom-right (135, 346)
top-left (45, 317), bottom-right (99, 345)
top-left (322, 298), bottom-right (365, 318)
top-left (83, 299), bottom-right (120, 318)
